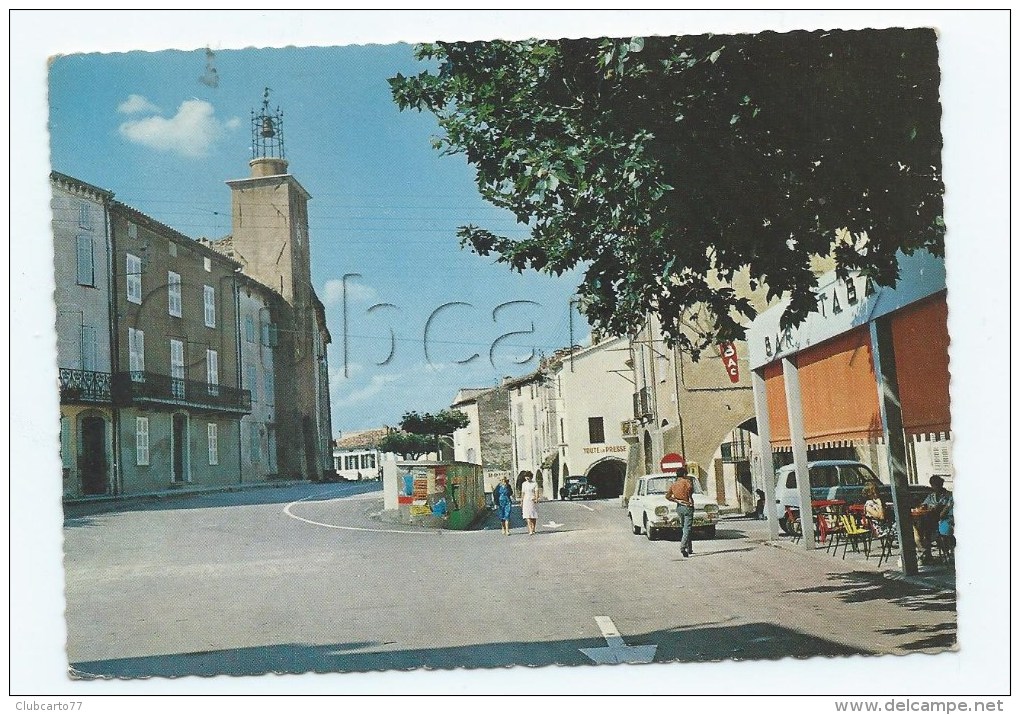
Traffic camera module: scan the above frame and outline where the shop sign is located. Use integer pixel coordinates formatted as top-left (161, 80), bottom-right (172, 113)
top-left (583, 445), bottom-right (627, 455)
top-left (718, 342), bottom-right (739, 383)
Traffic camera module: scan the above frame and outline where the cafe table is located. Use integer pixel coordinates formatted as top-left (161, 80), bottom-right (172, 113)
top-left (811, 499), bottom-right (847, 544)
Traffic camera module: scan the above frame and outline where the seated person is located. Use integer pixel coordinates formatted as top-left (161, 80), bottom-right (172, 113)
top-left (913, 475), bottom-right (952, 563)
top-left (754, 489), bottom-right (766, 520)
top-left (863, 483), bottom-right (886, 523)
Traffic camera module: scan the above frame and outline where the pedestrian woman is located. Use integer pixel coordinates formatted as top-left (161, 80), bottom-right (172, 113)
top-left (520, 470), bottom-right (539, 535)
top-left (493, 476), bottom-right (514, 535)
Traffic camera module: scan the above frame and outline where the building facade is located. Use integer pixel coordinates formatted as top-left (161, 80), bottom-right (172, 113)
top-left (551, 337), bottom-right (633, 498)
top-left (109, 203), bottom-right (250, 493)
top-left (451, 385), bottom-right (513, 494)
top-left (52, 173), bottom-right (116, 498)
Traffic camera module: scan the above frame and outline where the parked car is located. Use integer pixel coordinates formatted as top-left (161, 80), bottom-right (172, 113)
top-left (560, 476), bottom-right (598, 501)
top-left (773, 460), bottom-right (927, 534)
top-left (628, 473), bottom-right (720, 540)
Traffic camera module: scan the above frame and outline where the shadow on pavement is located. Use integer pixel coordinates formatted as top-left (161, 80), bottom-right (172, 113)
top-left (784, 571), bottom-right (958, 617)
top-left (71, 620), bottom-right (878, 679)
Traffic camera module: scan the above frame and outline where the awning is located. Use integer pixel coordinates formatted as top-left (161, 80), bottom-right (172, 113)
top-left (891, 292), bottom-right (952, 435)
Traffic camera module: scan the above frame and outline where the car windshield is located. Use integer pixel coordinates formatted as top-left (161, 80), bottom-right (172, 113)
top-left (840, 464), bottom-right (879, 486)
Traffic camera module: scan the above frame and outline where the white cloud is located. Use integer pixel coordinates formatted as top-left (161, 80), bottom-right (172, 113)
top-left (118, 99), bottom-right (239, 158)
top-left (322, 278), bottom-right (379, 307)
top-left (117, 94), bottom-right (160, 114)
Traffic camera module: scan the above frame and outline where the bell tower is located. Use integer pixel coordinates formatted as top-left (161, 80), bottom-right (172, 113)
top-left (226, 88), bottom-right (312, 309)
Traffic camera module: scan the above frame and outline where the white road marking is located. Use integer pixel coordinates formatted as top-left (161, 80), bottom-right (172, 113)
top-left (543, 521), bottom-right (564, 529)
top-left (577, 503), bottom-right (596, 512)
top-left (283, 493), bottom-right (488, 536)
top-left (580, 616), bottom-right (658, 664)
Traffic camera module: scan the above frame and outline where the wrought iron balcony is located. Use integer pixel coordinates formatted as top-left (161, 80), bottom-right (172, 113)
top-left (112, 371), bottom-right (251, 414)
top-left (59, 368), bottom-right (113, 404)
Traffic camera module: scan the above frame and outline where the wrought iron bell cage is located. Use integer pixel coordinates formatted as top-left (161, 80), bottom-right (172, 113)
top-left (251, 88), bottom-right (285, 160)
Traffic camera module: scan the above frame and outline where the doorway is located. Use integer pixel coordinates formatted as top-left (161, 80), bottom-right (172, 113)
top-left (80, 414), bottom-right (107, 495)
top-left (585, 458), bottom-right (627, 499)
top-left (172, 413), bottom-right (188, 482)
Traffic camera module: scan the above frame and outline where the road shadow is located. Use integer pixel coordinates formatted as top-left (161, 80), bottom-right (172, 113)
top-left (71, 620), bottom-right (884, 679)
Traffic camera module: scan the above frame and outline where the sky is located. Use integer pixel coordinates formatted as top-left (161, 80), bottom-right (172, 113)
top-left (11, 8), bottom-right (1011, 700)
top-left (48, 41), bottom-right (590, 435)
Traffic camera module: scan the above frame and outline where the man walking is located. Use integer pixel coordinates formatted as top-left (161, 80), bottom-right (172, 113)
top-left (665, 460), bottom-right (695, 558)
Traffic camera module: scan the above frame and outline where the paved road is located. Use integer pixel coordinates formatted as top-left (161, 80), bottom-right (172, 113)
top-left (64, 483), bottom-right (956, 678)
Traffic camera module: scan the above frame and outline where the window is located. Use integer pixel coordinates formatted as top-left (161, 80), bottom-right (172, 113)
top-left (516, 405), bottom-right (524, 426)
top-left (262, 321), bottom-right (278, 347)
top-left (560, 418), bottom-right (565, 443)
top-left (126, 254), bottom-right (142, 304)
top-left (78, 201), bottom-right (92, 230)
top-left (81, 325), bottom-right (98, 372)
top-left (245, 316), bottom-right (256, 343)
top-left (207, 423), bottom-right (219, 465)
top-left (168, 271), bottom-right (182, 317)
top-left (588, 416), bottom-right (605, 444)
top-left (127, 222), bottom-right (138, 240)
top-left (369, 453), bottom-right (376, 469)
top-left (135, 417), bottom-right (149, 466)
top-left (203, 285), bottom-right (216, 327)
top-left (206, 349), bottom-right (219, 395)
top-left (263, 369), bottom-right (275, 405)
top-left (246, 363), bottom-right (258, 402)
top-left (249, 423), bottom-right (261, 463)
top-left (128, 328), bottom-right (145, 378)
top-left (168, 241), bottom-right (177, 257)
top-left (76, 234), bottom-right (94, 286)
top-left (267, 425), bottom-right (277, 470)
top-left (170, 339), bottom-right (185, 398)
top-left (203, 257), bottom-right (212, 272)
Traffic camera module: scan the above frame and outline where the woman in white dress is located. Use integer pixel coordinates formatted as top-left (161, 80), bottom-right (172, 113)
top-left (520, 471), bottom-right (539, 535)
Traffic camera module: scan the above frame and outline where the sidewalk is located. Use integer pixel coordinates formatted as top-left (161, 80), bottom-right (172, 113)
top-left (62, 478), bottom-right (313, 516)
top-left (726, 514), bottom-right (957, 592)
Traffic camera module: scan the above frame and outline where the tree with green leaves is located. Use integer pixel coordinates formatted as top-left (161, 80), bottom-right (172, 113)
top-left (377, 430), bottom-right (434, 461)
top-left (398, 409), bottom-right (471, 458)
top-left (390, 29), bottom-right (944, 357)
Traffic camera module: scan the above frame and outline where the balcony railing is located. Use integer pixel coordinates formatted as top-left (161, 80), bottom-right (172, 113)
top-left (112, 371), bottom-right (251, 414)
top-left (59, 368), bottom-right (112, 404)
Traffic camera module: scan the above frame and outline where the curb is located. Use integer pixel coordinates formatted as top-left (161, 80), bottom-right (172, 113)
top-left (63, 479), bottom-right (315, 513)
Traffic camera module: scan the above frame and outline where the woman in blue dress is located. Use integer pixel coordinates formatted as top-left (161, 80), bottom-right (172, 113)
top-left (494, 476), bottom-right (514, 535)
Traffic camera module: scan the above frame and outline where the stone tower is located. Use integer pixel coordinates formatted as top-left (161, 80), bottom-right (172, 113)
top-left (225, 90), bottom-right (330, 480)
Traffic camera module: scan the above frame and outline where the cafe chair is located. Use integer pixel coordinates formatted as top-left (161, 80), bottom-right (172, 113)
top-left (835, 514), bottom-right (872, 559)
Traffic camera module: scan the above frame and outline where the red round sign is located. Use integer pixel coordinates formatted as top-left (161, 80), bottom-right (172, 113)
top-left (660, 452), bottom-right (686, 472)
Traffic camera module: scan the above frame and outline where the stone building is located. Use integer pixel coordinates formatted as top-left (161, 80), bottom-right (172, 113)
top-left (52, 172), bottom-right (116, 498)
top-left (451, 385), bottom-right (513, 494)
top-left (108, 202), bottom-right (250, 493)
top-left (220, 97), bottom-right (334, 481)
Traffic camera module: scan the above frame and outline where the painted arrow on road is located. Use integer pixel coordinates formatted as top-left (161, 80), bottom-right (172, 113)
top-left (579, 616), bottom-right (657, 664)
top-left (542, 521), bottom-right (564, 529)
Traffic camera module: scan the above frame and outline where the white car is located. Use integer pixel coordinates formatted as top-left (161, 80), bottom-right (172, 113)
top-left (628, 473), bottom-right (720, 540)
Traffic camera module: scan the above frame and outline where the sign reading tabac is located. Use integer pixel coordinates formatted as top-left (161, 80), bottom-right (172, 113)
top-left (718, 341), bottom-right (740, 384)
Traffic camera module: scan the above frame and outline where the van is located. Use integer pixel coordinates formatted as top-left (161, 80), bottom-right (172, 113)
top-left (773, 460), bottom-right (883, 534)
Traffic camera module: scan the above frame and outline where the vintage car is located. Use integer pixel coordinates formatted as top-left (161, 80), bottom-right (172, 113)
top-left (773, 460), bottom-right (929, 534)
top-left (560, 476), bottom-right (598, 501)
top-left (628, 473), bottom-right (720, 540)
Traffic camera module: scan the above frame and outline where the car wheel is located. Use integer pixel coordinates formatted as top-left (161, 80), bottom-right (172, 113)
top-left (702, 525), bottom-right (717, 539)
top-left (644, 516), bottom-right (655, 540)
top-left (779, 516), bottom-right (790, 535)
top-left (630, 514), bottom-right (641, 535)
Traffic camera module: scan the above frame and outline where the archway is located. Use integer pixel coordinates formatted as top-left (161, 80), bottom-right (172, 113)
top-left (585, 457), bottom-right (626, 499)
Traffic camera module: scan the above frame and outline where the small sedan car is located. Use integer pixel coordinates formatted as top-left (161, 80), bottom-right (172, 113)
top-left (628, 473), bottom-right (719, 540)
top-left (560, 476), bottom-right (598, 500)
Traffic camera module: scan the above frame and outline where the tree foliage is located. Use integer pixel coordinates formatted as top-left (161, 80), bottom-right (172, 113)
top-left (389, 29), bottom-right (944, 356)
top-left (378, 431), bottom-right (434, 460)
top-left (400, 409), bottom-right (470, 437)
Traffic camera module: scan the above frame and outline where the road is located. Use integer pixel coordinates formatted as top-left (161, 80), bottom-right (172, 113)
top-left (64, 482), bottom-right (956, 678)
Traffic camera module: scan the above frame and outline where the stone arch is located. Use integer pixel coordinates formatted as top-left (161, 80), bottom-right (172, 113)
top-left (584, 457), bottom-right (627, 499)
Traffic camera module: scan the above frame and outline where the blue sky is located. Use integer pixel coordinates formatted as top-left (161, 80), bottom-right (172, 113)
top-left (49, 42), bottom-right (590, 435)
